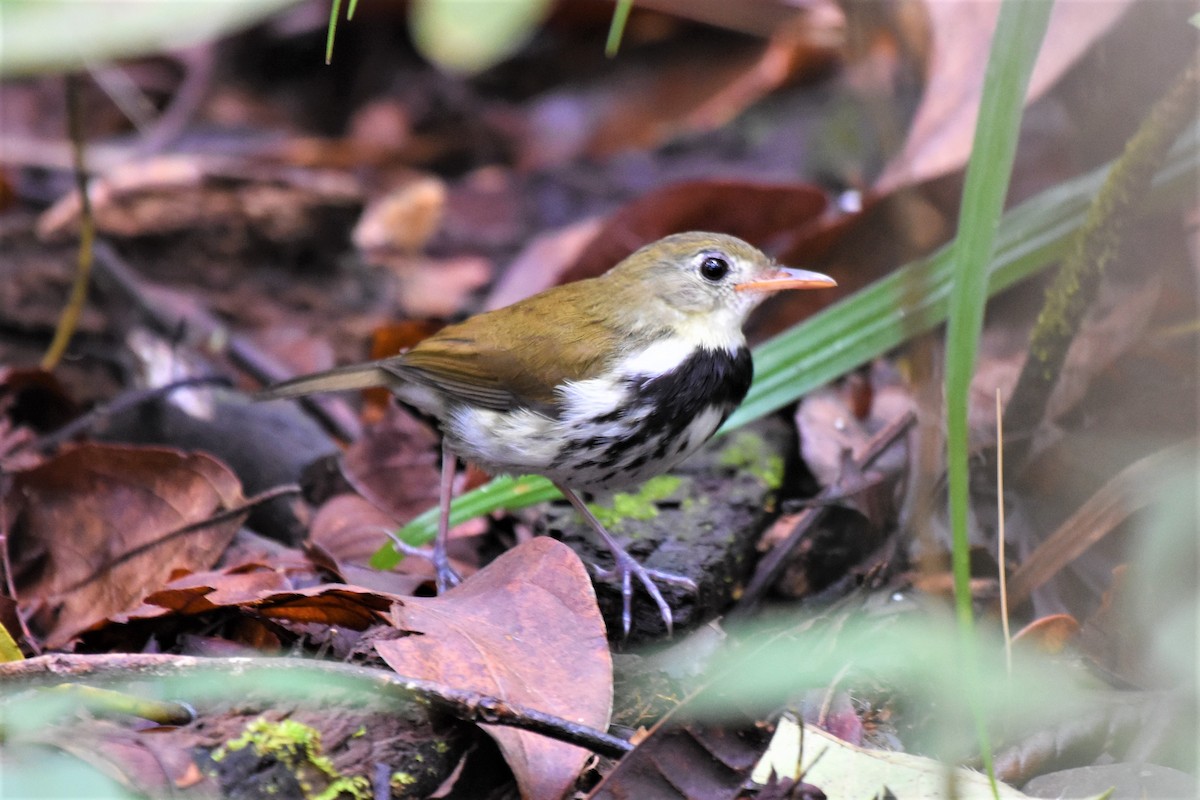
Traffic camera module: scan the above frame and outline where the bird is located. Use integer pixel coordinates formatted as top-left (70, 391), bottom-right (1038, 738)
top-left (261, 231), bottom-right (835, 636)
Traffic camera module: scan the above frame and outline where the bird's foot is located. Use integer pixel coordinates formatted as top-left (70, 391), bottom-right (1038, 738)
top-left (592, 552), bottom-right (697, 639)
top-left (433, 555), bottom-right (462, 594)
top-left (385, 530), bottom-right (461, 593)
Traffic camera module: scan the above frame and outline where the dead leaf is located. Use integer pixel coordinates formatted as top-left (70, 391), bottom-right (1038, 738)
top-left (875, 1), bottom-right (1134, 192)
top-left (1005, 442), bottom-right (1189, 611)
top-left (1011, 614), bottom-right (1080, 656)
top-left (520, 3), bottom-right (842, 169)
top-left (119, 578), bottom-right (395, 631)
top-left (352, 173), bottom-right (447, 254)
top-left (340, 404), bottom-right (442, 523)
top-left (377, 537), bottom-right (611, 800)
top-left (632, 0), bottom-right (839, 39)
top-left (590, 681), bottom-right (767, 800)
top-left (36, 154), bottom-right (362, 246)
top-left (6, 444), bottom-right (245, 647)
top-left (243, 584), bottom-right (395, 629)
top-left (307, 493), bottom-right (440, 596)
top-left (310, 494), bottom-right (404, 566)
top-left (132, 569), bottom-right (292, 617)
top-left (391, 254), bottom-right (494, 319)
top-left (796, 368), bottom-right (913, 490)
top-left (484, 217), bottom-right (605, 310)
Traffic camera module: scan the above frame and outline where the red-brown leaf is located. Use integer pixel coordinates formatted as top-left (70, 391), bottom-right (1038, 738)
top-left (377, 537), bottom-right (611, 800)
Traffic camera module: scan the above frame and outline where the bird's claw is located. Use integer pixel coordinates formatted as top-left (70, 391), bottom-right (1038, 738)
top-left (592, 553), bottom-right (697, 639)
top-left (383, 530), bottom-right (461, 593)
top-left (432, 552), bottom-right (462, 594)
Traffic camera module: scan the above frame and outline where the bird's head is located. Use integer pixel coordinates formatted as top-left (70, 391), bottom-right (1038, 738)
top-left (605, 231), bottom-right (836, 345)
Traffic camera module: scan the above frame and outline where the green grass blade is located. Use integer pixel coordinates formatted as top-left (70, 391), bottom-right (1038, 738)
top-left (947, 0), bottom-right (1052, 632)
top-left (606, 0), bottom-right (635, 57)
top-left (325, 0), bottom-right (342, 64)
top-left (943, 1), bottom-right (1054, 791)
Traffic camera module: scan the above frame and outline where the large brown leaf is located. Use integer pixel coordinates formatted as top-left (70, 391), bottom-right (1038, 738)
top-left (875, 0), bottom-right (1134, 192)
top-left (376, 537), bottom-right (611, 800)
top-left (5, 443), bottom-right (244, 647)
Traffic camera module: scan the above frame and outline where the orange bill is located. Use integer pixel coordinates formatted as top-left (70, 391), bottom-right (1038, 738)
top-left (735, 266), bottom-right (837, 293)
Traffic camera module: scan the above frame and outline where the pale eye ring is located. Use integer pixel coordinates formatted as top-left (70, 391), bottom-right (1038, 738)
top-left (699, 255), bottom-right (730, 282)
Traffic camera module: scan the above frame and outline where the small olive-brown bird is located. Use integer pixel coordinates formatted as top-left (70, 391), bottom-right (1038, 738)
top-left (263, 232), bottom-right (835, 635)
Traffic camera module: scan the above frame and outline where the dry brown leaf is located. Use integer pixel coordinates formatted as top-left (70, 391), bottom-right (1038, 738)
top-left (352, 173), bottom-right (447, 254)
top-left (1011, 613), bottom-right (1080, 656)
top-left (391, 254), bottom-right (494, 319)
top-left (36, 154), bottom-right (362, 244)
top-left (521, 2), bottom-right (842, 169)
top-left (377, 537), bottom-right (611, 800)
top-left (875, 0), bottom-right (1134, 192)
top-left (6, 444), bottom-right (245, 647)
top-left (632, 0), bottom-right (838, 39)
top-left (485, 217), bottom-right (605, 310)
top-left (340, 404), bottom-right (443, 523)
top-left (307, 493), bottom-right (442, 596)
top-left (795, 368), bottom-right (914, 489)
top-left (310, 493), bottom-right (404, 566)
top-left (125, 569), bottom-right (293, 619)
top-left (111, 570), bottom-right (394, 632)
top-left (589, 684), bottom-right (766, 800)
top-left (244, 584), bottom-right (395, 629)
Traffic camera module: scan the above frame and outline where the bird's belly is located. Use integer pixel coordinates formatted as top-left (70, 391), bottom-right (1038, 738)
top-left (443, 402), bottom-right (731, 490)
top-left (442, 344), bottom-right (752, 491)
top-left (548, 403), bottom-right (731, 490)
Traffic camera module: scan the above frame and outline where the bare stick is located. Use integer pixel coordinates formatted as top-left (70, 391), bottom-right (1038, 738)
top-left (0, 653), bottom-right (632, 758)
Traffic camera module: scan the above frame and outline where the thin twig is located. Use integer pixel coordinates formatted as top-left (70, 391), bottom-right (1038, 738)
top-left (0, 653), bottom-right (633, 758)
top-left (29, 375), bottom-right (231, 454)
top-left (42, 75), bottom-right (95, 369)
top-left (47, 684), bottom-right (196, 725)
top-left (996, 389), bottom-right (1011, 677)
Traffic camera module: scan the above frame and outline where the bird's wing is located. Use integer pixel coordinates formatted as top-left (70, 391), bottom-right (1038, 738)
top-left (386, 342), bottom-right (528, 412)
top-left (386, 284), bottom-right (614, 415)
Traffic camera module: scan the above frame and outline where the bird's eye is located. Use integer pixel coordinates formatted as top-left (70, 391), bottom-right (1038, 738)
top-left (699, 255), bottom-right (730, 282)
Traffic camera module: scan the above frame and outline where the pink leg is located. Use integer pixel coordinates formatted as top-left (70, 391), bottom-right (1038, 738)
top-left (433, 440), bottom-right (462, 592)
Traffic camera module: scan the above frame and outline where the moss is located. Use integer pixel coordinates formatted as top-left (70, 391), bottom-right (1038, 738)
top-left (213, 718), bottom-right (370, 800)
top-left (586, 475), bottom-right (683, 529)
top-left (392, 771), bottom-right (418, 788)
top-left (718, 431), bottom-right (784, 489)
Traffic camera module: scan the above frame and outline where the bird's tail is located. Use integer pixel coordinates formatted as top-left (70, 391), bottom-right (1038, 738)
top-left (258, 361), bottom-right (395, 400)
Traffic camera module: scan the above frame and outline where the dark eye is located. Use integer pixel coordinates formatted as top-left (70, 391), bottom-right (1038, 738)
top-left (699, 255), bottom-right (730, 282)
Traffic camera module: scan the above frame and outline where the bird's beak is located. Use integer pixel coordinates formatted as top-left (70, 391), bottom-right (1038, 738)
top-left (734, 266), bottom-right (837, 293)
